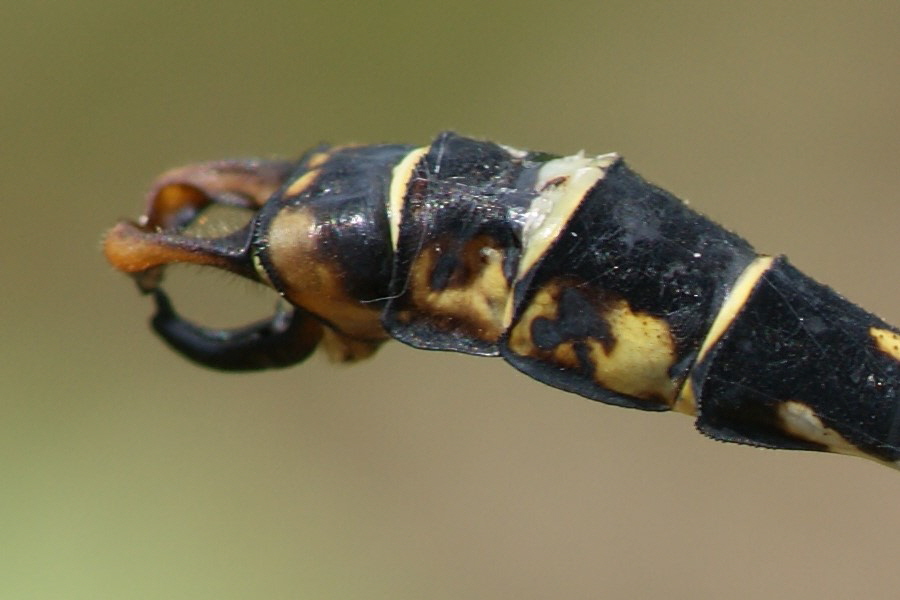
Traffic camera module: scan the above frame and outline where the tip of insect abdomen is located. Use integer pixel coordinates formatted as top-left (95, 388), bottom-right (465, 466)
top-left (103, 220), bottom-right (242, 274)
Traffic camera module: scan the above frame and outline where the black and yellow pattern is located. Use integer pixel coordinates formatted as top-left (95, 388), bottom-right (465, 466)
top-left (104, 132), bottom-right (900, 467)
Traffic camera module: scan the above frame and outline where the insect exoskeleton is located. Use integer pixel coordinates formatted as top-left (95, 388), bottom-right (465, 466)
top-left (105, 132), bottom-right (900, 468)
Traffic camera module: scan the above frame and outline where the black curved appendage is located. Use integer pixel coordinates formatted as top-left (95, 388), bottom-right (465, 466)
top-left (151, 290), bottom-right (323, 371)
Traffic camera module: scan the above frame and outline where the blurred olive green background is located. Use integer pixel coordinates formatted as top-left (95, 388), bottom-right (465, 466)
top-left (3, 2), bottom-right (899, 598)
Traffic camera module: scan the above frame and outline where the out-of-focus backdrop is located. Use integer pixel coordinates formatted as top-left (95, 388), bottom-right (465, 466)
top-left (4, 2), bottom-right (899, 598)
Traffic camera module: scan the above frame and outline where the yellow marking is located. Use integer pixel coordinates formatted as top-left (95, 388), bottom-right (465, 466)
top-left (506, 282), bottom-right (579, 366)
top-left (871, 327), bottom-right (900, 362)
top-left (388, 146), bottom-right (429, 251)
top-left (404, 238), bottom-right (511, 342)
top-left (776, 400), bottom-right (881, 463)
top-left (588, 301), bottom-right (678, 404)
top-left (503, 152), bottom-right (619, 328)
top-left (507, 282), bottom-right (678, 405)
top-left (673, 383), bottom-right (697, 416)
top-left (306, 151), bottom-right (334, 169)
top-left (252, 253), bottom-right (273, 287)
top-left (673, 256), bottom-right (775, 414)
top-left (777, 401), bottom-right (900, 469)
top-left (320, 327), bottom-right (384, 363)
top-left (283, 169), bottom-right (320, 197)
top-left (265, 207), bottom-right (388, 341)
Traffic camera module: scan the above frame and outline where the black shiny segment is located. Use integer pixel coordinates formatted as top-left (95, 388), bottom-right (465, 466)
top-left (150, 290), bottom-right (323, 371)
top-left (502, 161), bottom-right (757, 410)
top-left (383, 133), bottom-right (544, 355)
top-left (692, 257), bottom-right (900, 461)
top-left (253, 144), bottom-right (414, 309)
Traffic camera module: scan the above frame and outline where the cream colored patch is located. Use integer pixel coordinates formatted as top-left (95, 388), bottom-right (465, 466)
top-left (498, 143), bottom-right (528, 159)
top-left (388, 146), bottom-right (429, 251)
top-left (588, 300), bottom-right (678, 404)
top-left (503, 152), bottom-right (618, 328)
top-left (871, 327), bottom-right (900, 362)
top-left (507, 283), bottom-right (678, 406)
top-left (283, 169), bottom-right (319, 197)
top-left (777, 400), bottom-right (869, 460)
top-left (517, 153), bottom-right (619, 279)
top-left (674, 256), bottom-right (775, 413)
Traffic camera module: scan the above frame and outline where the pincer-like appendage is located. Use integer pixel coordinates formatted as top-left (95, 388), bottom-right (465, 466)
top-left (104, 158), bottom-right (325, 371)
top-left (103, 158), bottom-right (293, 279)
top-left (150, 289), bottom-right (322, 371)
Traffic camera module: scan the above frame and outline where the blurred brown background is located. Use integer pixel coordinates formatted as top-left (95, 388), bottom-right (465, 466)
top-left (3, 2), bottom-right (899, 598)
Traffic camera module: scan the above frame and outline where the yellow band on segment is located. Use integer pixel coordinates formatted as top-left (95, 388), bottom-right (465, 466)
top-left (388, 146), bottom-right (429, 251)
top-left (672, 255), bottom-right (775, 415)
top-left (517, 153), bottom-right (620, 281)
top-left (283, 169), bottom-right (320, 198)
top-left (306, 150), bottom-right (335, 169)
top-left (501, 152), bottom-right (619, 329)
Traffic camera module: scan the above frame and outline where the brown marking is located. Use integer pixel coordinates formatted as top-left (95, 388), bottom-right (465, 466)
top-left (104, 221), bottom-right (235, 273)
top-left (105, 159), bottom-right (295, 281)
top-left (506, 282), bottom-right (580, 369)
top-left (871, 327), bottom-right (900, 362)
top-left (507, 281), bottom-right (678, 406)
top-left (265, 207), bottom-right (388, 341)
top-left (144, 159), bottom-right (292, 227)
top-left (402, 235), bottom-right (512, 343)
top-left (538, 175), bottom-right (568, 192)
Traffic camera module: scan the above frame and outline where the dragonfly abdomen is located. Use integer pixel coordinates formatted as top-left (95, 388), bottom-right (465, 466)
top-left (103, 132), bottom-right (900, 467)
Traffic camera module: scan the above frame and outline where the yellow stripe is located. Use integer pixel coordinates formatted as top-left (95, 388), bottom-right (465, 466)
top-left (388, 146), bottom-right (429, 251)
top-left (501, 152), bottom-right (619, 328)
top-left (283, 169), bottom-right (319, 197)
top-left (672, 255), bottom-right (775, 415)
